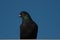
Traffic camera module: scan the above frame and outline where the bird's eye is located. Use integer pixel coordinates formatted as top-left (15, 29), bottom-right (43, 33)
top-left (22, 13), bottom-right (26, 16)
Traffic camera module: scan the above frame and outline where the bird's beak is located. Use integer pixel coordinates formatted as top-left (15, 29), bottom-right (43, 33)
top-left (19, 15), bottom-right (21, 17)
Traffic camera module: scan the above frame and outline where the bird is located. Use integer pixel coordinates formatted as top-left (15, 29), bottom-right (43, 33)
top-left (19, 11), bottom-right (38, 39)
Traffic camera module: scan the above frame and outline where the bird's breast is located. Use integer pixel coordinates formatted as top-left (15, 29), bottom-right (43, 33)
top-left (23, 21), bottom-right (30, 26)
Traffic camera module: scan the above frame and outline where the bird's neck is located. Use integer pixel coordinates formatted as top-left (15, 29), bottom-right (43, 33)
top-left (22, 17), bottom-right (31, 22)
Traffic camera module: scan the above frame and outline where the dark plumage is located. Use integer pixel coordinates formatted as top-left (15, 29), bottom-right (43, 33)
top-left (19, 11), bottom-right (38, 39)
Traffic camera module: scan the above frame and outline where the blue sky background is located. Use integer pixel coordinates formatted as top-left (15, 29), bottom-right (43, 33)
top-left (0, 0), bottom-right (60, 39)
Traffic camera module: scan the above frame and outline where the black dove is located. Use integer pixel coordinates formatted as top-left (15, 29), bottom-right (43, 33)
top-left (19, 11), bottom-right (38, 39)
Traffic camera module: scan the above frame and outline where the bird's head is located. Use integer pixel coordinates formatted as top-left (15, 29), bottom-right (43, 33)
top-left (19, 11), bottom-right (32, 21)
